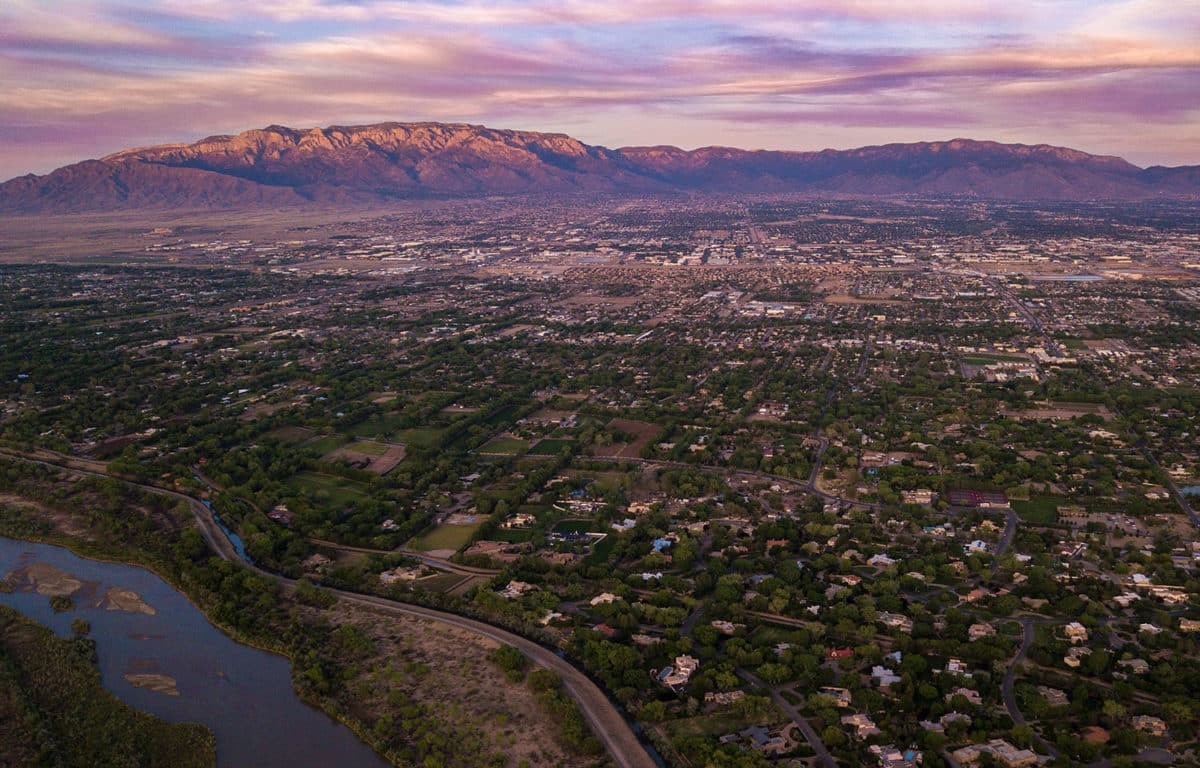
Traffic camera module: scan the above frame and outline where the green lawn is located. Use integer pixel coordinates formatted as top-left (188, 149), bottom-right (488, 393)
top-left (408, 522), bottom-right (482, 552)
top-left (348, 439), bottom-right (390, 456)
top-left (553, 519), bottom-right (598, 534)
top-left (491, 528), bottom-right (535, 543)
top-left (392, 427), bottom-right (446, 450)
top-left (265, 426), bottom-right (313, 444)
top-left (529, 438), bottom-right (573, 455)
top-left (304, 435), bottom-right (349, 456)
top-left (478, 436), bottom-right (528, 455)
top-left (287, 471), bottom-right (369, 506)
top-left (1012, 496), bottom-right (1060, 525)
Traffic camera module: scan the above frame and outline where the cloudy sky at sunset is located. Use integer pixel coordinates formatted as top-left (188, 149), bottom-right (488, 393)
top-left (2, 0), bottom-right (1197, 180)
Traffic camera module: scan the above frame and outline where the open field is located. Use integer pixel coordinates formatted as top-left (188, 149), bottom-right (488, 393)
top-left (1012, 496), bottom-right (1061, 525)
top-left (324, 440), bottom-right (407, 475)
top-left (287, 471), bottom-right (369, 506)
top-left (265, 426), bottom-right (315, 444)
top-left (529, 438), bottom-right (574, 455)
top-left (596, 419), bottom-right (659, 459)
top-left (409, 522), bottom-right (483, 554)
top-left (479, 436), bottom-right (529, 456)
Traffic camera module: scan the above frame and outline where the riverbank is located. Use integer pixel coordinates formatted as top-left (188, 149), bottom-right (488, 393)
top-left (0, 604), bottom-right (215, 768)
top-left (0, 456), bottom-right (621, 768)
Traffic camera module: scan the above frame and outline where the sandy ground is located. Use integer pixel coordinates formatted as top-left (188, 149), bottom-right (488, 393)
top-left (124, 673), bottom-right (180, 696)
top-left (100, 587), bottom-right (156, 615)
top-left (6, 562), bottom-right (83, 596)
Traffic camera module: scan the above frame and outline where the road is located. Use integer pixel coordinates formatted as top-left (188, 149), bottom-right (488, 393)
top-left (1002, 618), bottom-right (1059, 759)
top-left (0, 450), bottom-right (656, 768)
top-left (736, 668), bottom-right (835, 768)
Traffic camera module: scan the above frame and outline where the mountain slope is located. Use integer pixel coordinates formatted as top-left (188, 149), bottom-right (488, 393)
top-left (2, 122), bottom-right (1196, 212)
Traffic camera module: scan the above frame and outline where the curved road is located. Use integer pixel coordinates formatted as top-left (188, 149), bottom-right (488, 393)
top-left (0, 450), bottom-right (655, 768)
top-left (1002, 618), bottom-right (1059, 759)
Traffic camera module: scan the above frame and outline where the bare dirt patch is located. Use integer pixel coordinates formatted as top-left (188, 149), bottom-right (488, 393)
top-left (324, 442), bottom-right (406, 475)
top-left (596, 418), bottom-right (660, 459)
top-left (124, 673), bottom-right (180, 696)
top-left (100, 587), bottom-right (156, 615)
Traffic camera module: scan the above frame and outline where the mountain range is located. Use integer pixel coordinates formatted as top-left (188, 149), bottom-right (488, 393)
top-left (2, 121), bottom-right (1197, 212)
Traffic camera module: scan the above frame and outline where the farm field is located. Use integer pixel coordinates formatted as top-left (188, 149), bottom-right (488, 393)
top-left (409, 522), bottom-right (483, 554)
top-left (478, 436), bottom-right (528, 455)
top-left (595, 419), bottom-right (659, 459)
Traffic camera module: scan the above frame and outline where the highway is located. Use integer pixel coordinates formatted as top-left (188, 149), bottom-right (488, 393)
top-left (0, 450), bottom-right (657, 768)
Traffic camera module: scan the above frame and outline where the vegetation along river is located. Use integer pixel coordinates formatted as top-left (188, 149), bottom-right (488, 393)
top-left (0, 535), bottom-right (389, 768)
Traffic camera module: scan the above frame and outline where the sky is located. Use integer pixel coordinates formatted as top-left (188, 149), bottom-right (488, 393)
top-left (1, 0), bottom-right (1198, 180)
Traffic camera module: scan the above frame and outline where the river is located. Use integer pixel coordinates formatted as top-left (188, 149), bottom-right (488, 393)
top-left (0, 536), bottom-right (389, 768)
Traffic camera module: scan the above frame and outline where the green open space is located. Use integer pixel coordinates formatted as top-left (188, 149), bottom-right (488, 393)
top-left (478, 436), bottom-right (528, 455)
top-left (346, 439), bottom-right (390, 456)
top-left (1012, 496), bottom-right (1061, 525)
top-left (392, 427), bottom-right (447, 450)
top-left (491, 528), bottom-right (535, 543)
top-left (408, 522), bottom-right (482, 552)
top-left (265, 426), bottom-right (314, 444)
top-left (553, 519), bottom-right (600, 534)
top-left (286, 471), bottom-right (369, 506)
top-left (303, 434), bottom-right (349, 456)
top-left (529, 438), bottom-right (574, 455)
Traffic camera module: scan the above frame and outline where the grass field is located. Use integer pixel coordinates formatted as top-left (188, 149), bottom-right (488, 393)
top-left (529, 438), bottom-right (573, 455)
top-left (409, 522), bottom-right (482, 553)
top-left (347, 439), bottom-right (390, 456)
top-left (287, 471), bottom-right (369, 506)
top-left (478, 436), bottom-right (528, 455)
top-left (582, 534), bottom-right (616, 566)
top-left (304, 435), bottom-right (349, 456)
top-left (265, 426), bottom-right (314, 444)
top-left (553, 519), bottom-right (598, 533)
top-left (393, 427), bottom-right (446, 450)
top-left (491, 528), bottom-right (535, 543)
top-left (1012, 496), bottom-right (1060, 525)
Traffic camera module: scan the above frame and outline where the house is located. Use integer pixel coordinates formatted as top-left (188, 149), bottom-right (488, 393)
top-left (946, 687), bottom-right (982, 706)
top-left (1038, 686), bottom-right (1069, 707)
top-left (1118, 658), bottom-right (1150, 675)
top-left (498, 580), bottom-right (536, 599)
top-left (710, 620), bottom-right (743, 634)
top-left (589, 592), bottom-right (620, 606)
top-left (868, 744), bottom-right (922, 768)
top-left (903, 489), bottom-right (936, 505)
top-left (968, 623), bottom-right (996, 641)
top-left (658, 655), bottom-right (699, 689)
top-left (1065, 646), bottom-right (1092, 668)
top-left (952, 740), bottom-right (1037, 768)
top-left (877, 612), bottom-right (914, 633)
top-left (1131, 716), bottom-right (1167, 737)
top-left (704, 690), bottom-right (745, 706)
top-left (945, 658), bottom-right (972, 677)
top-left (842, 713), bottom-right (882, 739)
top-left (1180, 618), bottom-right (1200, 632)
top-left (869, 553), bottom-right (898, 567)
top-left (1064, 622), bottom-right (1090, 643)
top-left (818, 686), bottom-right (853, 708)
top-left (872, 665), bottom-right (902, 687)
